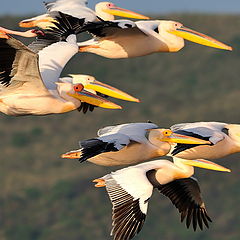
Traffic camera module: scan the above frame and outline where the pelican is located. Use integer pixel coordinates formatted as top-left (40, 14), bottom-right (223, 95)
top-left (61, 122), bottom-right (211, 166)
top-left (0, 13), bottom-right (135, 116)
top-left (93, 158), bottom-right (230, 240)
top-left (166, 122), bottom-right (240, 160)
top-left (78, 19), bottom-right (232, 59)
top-left (19, 0), bottom-right (149, 29)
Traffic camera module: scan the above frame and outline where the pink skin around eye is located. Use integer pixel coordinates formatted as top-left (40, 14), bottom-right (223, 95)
top-left (108, 3), bottom-right (115, 8)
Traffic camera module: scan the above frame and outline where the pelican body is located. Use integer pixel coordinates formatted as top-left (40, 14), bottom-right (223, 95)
top-left (61, 122), bottom-right (211, 166)
top-left (93, 158), bottom-right (230, 240)
top-left (168, 122), bottom-right (240, 160)
top-left (19, 0), bottom-right (149, 29)
top-left (78, 20), bottom-right (232, 59)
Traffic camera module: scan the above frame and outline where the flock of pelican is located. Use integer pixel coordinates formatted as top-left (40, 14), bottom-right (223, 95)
top-left (0, 0), bottom-right (236, 240)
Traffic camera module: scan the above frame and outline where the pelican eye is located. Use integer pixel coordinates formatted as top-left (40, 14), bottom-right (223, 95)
top-left (163, 130), bottom-right (172, 137)
top-left (74, 84), bottom-right (84, 92)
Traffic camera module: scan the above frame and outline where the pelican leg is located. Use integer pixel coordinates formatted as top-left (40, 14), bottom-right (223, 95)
top-left (0, 28), bottom-right (10, 39)
top-left (93, 178), bottom-right (106, 187)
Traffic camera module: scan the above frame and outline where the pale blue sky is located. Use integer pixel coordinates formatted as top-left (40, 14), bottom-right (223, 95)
top-left (1, 0), bottom-right (240, 15)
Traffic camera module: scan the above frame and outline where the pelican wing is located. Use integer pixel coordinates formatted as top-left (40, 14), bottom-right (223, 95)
top-left (158, 177), bottom-right (212, 231)
top-left (44, 0), bottom-right (95, 21)
top-left (80, 19), bottom-right (148, 39)
top-left (171, 122), bottom-right (226, 155)
top-left (77, 102), bottom-right (95, 114)
top-left (98, 122), bottom-right (158, 137)
top-left (0, 37), bottom-right (48, 95)
top-left (28, 12), bottom-right (85, 53)
top-left (20, 0), bottom-right (95, 28)
top-left (44, 0), bottom-right (88, 12)
top-left (77, 133), bottom-right (131, 163)
top-left (102, 167), bottom-right (153, 240)
top-left (78, 123), bottom-right (159, 162)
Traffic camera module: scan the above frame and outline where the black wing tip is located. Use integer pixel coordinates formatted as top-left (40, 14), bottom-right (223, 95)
top-left (158, 178), bottom-right (212, 231)
top-left (111, 199), bottom-right (146, 240)
top-left (77, 103), bottom-right (95, 114)
top-left (78, 139), bottom-right (118, 162)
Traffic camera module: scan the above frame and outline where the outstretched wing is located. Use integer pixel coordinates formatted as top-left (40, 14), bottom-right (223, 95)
top-left (44, 0), bottom-right (88, 12)
top-left (158, 177), bottom-right (212, 231)
top-left (102, 167), bottom-right (153, 240)
top-left (28, 12), bottom-right (85, 53)
top-left (0, 37), bottom-right (47, 95)
top-left (44, 0), bottom-right (95, 21)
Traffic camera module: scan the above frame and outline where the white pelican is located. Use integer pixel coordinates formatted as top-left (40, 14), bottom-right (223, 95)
top-left (0, 13), bottom-right (135, 116)
top-left (19, 0), bottom-right (149, 29)
top-left (167, 122), bottom-right (240, 160)
top-left (78, 19), bottom-right (232, 59)
top-left (61, 122), bottom-right (211, 166)
top-left (93, 158), bottom-right (230, 240)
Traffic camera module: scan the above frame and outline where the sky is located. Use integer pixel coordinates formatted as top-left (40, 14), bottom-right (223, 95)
top-left (1, 0), bottom-right (240, 15)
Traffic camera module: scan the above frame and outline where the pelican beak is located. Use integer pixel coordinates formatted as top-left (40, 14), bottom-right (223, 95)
top-left (84, 80), bottom-right (140, 102)
top-left (68, 90), bottom-right (122, 109)
top-left (169, 25), bottom-right (232, 51)
top-left (103, 5), bottom-right (149, 20)
top-left (61, 150), bottom-right (81, 159)
top-left (161, 132), bottom-right (212, 145)
top-left (182, 159), bottom-right (231, 172)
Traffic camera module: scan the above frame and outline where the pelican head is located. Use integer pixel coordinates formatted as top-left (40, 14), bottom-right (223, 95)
top-left (68, 74), bottom-right (139, 102)
top-left (56, 82), bottom-right (122, 109)
top-left (149, 128), bottom-right (212, 145)
top-left (95, 2), bottom-right (149, 21)
top-left (161, 20), bottom-right (232, 51)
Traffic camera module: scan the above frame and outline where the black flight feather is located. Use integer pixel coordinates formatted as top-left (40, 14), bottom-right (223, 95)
top-left (78, 139), bottom-right (118, 163)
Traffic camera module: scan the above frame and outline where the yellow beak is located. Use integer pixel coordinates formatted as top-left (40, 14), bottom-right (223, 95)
top-left (68, 90), bottom-right (122, 109)
top-left (169, 26), bottom-right (232, 51)
top-left (103, 6), bottom-right (149, 20)
top-left (182, 159), bottom-right (231, 172)
top-left (61, 150), bottom-right (81, 159)
top-left (84, 80), bottom-right (140, 102)
top-left (161, 132), bottom-right (211, 145)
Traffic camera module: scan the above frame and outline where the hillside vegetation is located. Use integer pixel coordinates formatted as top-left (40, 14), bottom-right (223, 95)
top-left (0, 14), bottom-right (240, 240)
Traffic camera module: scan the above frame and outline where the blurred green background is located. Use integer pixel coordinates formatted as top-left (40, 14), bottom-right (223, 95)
top-left (0, 14), bottom-right (240, 240)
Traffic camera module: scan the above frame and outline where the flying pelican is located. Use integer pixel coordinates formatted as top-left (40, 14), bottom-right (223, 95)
top-left (93, 158), bottom-right (230, 240)
top-left (167, 122), bottom-right (240, 160)
top-left (0, 13), bottom-right (135, 115)
top-left (61, 122), bottom-right (211, 166)
top-left (78, 19), bottom-right (232, 59)
top-left (19, 0), bottom-right (149, 29)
